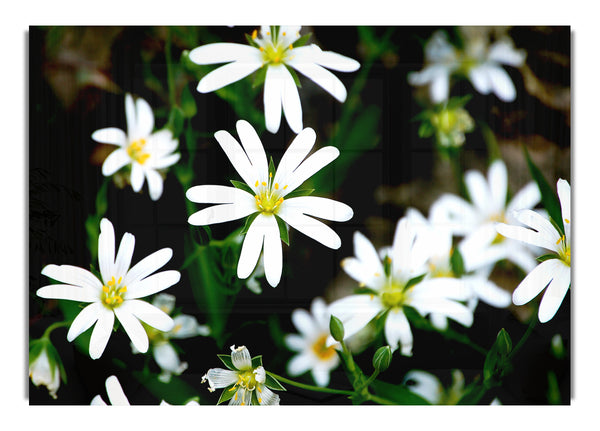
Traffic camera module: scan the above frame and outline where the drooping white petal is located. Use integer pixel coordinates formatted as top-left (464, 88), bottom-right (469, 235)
top-left (538, 262), bottom-right (571, 323)
top-left (237, 215), bottom-right (269, 280)
top-left (283, 146), bottom-right (340, 193)
top-left (312, 367), bottom-right (331, 387)
top-left (67, 302), bottom-right (102, 342)
top-left (124, 299), bottom-right (175, 332)
top-left (89, 306), bottom-right (115, 359)
top-left (91, 127), bottom-right (127, 146)
top-left (214, 130), bottom-right (258, 187)
top-left (36, 284), bottom-right (99, 303)
top-left (288, 51), bottom-right (348, 102)
top-left (197, 61), bottom-right (263, 93)
top-left (126, 270), bottom-right (180, 299)
top-left (487, 65), bottom-right (517, 102)
top-left (130, 163), bottom-right (145, 192)
top-left (205, 368), bottom-right (239, 389)
top-left (384, 309), bottom-right (413, 356)
top-left (257, 384), bottom-right (280, 405)
top-left (105, 376), bottom-right (130, 406)
top-left (145, 169), bottom-right (164, 201)
top-left (235, 120), bottom-right (268, 178)
top-left (41, 264), bottom-right (102, 290)
top-left (282, 196), bottom-right (353, 222)
top-left (113, 305), bottom-right (149, 353)
top-left (277, 206), bottom-right (342, 249)
top-left (327, 294), bottom-right (382, 342)
top-left (231, 345), bottom-right (252, 370)
top-left (124, 248), bottom-right (173, 287)
top-left (98, 218), bottom-right (116, 283)
top-left (263, 65), bottom-right (284, 134)
top-left (189, 43), bottom-right (261, 65)
top-left (512, 259), bottom-right (558, 305)
top-left (430, 69), bottom-right (451, 103)
top-left (403, 370), bottom-right (443, 404)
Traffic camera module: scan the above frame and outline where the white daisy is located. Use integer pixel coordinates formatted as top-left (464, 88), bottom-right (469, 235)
top-left (284, 297), bottom-right (340, 387)
top-left (91, 375), bottom-right (130, 405)
top-left (37, 218), bottom-right (179, 359)
top-left (408, 29), bottom-right (526, 103)
top-left (496, 179), bottom-right (571, 323)
top-left (189, 26), bottom-right (360, 134)
top-left (328, 218), bottom-right (473, 356)
top-left (202, 345), bottom-right (281, 406)
top-left (430, 159), bottom-right (541, 274)
top-left (186, 119), bottom-right (353, 287)
top-left (133, 293), bottom-right (210, 383)
top-left (92, 93), bottom-right (181, 201)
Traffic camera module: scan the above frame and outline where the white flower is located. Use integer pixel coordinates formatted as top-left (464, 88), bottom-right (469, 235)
top-left (202, 345), bottom-right (281, 406)
top-left (496, 179), bottom-right (571, 323)
top-left (403, 369), bottom-right (466, 405)
top-left (92, 94), bottom-right (181, 201)
top-left (328, 218), bottom-right (473, 356)
top-left (284, 297), bottom-right (340, 387)
top-left (189, 26), bottom-right (360, 134)
top-left (29, 346), bottom-right (61, 399)
top-left (186, 120), bottom-right (353, 287)
top-left (91, 375), bottom-right (130, 405)
top-left (431, 159), bottom-right (541, 274)
top-left (37, 218), bottom-right (179, 359)
top-left (133, 293), bottom-right (210, 382)
top-left (408, 29), bottom-right (525, 103)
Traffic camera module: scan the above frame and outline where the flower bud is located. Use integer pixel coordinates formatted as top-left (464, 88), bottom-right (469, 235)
top-left (329, 315), bottom-right (345, 342)
top-left (372, 345), bottom-right (392, 372)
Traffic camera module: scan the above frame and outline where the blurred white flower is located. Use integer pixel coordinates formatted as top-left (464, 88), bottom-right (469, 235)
top-left (132, 293), bottom-right (210, 382)
top-left (91, 375), bottom-right (130, 405)
top-left (408, 29), bottom-right (525, 103)
top-left (328, 218), bottom-right (473, 356)
top-left (92, 93), bottom-right (180, 200)
top-left (29, 344), bottom-right (61, 399)
top-left (284, 297), bottom-right (340, 387)
top-left (186, 120), bottom-right (353, 287)
top-left (431, 159), bottom-right (541, 274)
top-left (497, 179), bottom-right (571, 322)
top-left (202, 345), bottom-right (281, 405)
top-left (403, 369), bottom-right (466, 404)
top-left (37, 218), bottom-right (178, 359)
top-left (189, 26), bottom-right (360, 134)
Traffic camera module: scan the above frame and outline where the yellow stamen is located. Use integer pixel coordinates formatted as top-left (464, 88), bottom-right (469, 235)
top-left (119, 286), bottom-right (127, 294)
top-left (556, 235), bottom-right (565, 245)
top-left (289, 44), bottom-right (293, 50)
top-left (269, 172), bottom-right (272, 178)
top-left (275, 183), bottom-right (279, 189)
top-left (374, 272), bottom-right (381, 277)
top-left (262, 182), bottom-right (267, 186)
top-left (117, 276), bottom-right (122, 284)
top-left (258, 398), bottom-right (262, 403)
top-left (565, 218), bottom-right (570, 224)
top-left (282, 32), bottom-right (286, 36)
top-left (252, 29), bottom-right (257, 39)
top-left (108, 277), bottom-right (115, 286)
top-left (255, 180), bottom-right (259, 187)
top-left (102, 285), bottom-right (109, 293)
top-left (259, 46), bottom-right (264, 52)
top-left (234, 391), bottom-right (238, 400)
top-left (283, 185), bottom-right (288, 189)
top-left (229, 386), bottom-right (237, 391)
top-left (257, 386), bottom-right (262, 393)
top-left (241, 402), bottom-right (245, 406)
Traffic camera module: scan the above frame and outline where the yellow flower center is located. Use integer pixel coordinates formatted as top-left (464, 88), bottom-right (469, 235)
top-left (254, 177), bottom-right (287, 214)
top-left (254, 27), bottom-right (296, 66)
top-left (126, 138), bottom-right (150, 165)
top-left (101, 276), bottom-right (127, 308)
top-left (311, 334), bottom-right (337, 361)
top-left (556, 233), bottom-right (571, 266)
top-left (380, 281), bottom-right (410, 310)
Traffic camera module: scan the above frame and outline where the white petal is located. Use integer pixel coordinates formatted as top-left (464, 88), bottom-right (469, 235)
top-left (284, 334), bottom-right (306, 351)
top-left (67, 302), bottom-right (102, 342)
top-left (352, 231), bottom-right (385, 278)
top-left (464, 168), bottom-right (491, 215)
top-left (430, 71), bottom-right (451, 103)
top-left (412, 277), bottom-right (472, 301)
top-left (91, 127), bottom-right (127, 146)
top-left (327, 295), bottom-right (382, 341)
top-left (312, 367), bottom-right (332, 387)
top-left (488, 159), bottom-right (508, 212)
top-left (125, 94), bottom-right (136, 140)
top-left (135, 97), bottom-right (155, 138)
top-left (488, 40), bottom-right (526, 66)
top-left (430, 194), bottom-right (477, 235)
top-left (538, 262), bottom-right (571, 323)
top-left (291, 308), bottom-right (317, 337)
top-left (98, 218), bottom-right (116, 283)
top-left (90, 395), bottom-right (107, 406)
top-left (36, 284), bottom-right (99, 303)
top-left (284, 146), bottom-right (340, 193)
top-left (150, 152), bottom-right (180, 170)
top-left (287, 352), bottom-right (313, 376)
top-left (468, 65), bottom-right (493, 95)
top-left (513, 210), bottom-right (561, 249)
top-left (231, 346), bottom-right (252, 370)
top-left (506, 182), bottom-right (541, 215)
top-left (288, 51), bottom-right (348, 102)
top-left (262, 215), bottom-right (283, 287)
top-left (114, 305), bottom-right (149, 353)
top-left (130, 163), bottom-right (145, 192)
top-left (263, 65), bottom-right (284, 134)
top-left (488, 66), bottom-right (517, 102)
top-left (126, 270), bottom-right (180, 299)
top-left (145, 169), bottom-right (164, 201)
top-left (124, 248), bottom-right (173, 287)
top-left (467, 277), bottom-right (512, 308)
top-left (189, 43), bottom-right (260, 65)
top-left (403, 370), bottom-right (443, 404)
top-left (114, 232), bottom-right (135, 279)
top-left (257, 385), bottom-right (279, 405)
top-left (411, 297), bottom-right (473, 327)
top-left (277, 206), bottom-right (341, 249)
top-left (186, 184), bottom-right (254, 205)
top-left (557, 179), bottom-right (571, 241)
top-left (205, 368), bottom-right (239, 389)
top-left (235, 120), bottom-right (268, 178)
top-left (512, 259), bottom-right (557, 306)
top-left (280, 66), bottom-right (303, 133)
top-left (170, 314), bottom-right (209, 338)
top-left (214, 130), bottom-right (258, 187)
top-left (274, 128), bottom-right (316, 188)
top-left (153, 342), bottom-right (184, 374)
top-left (283, 196), bottom-right (353, 222)
top-left (105, 376), bottom-right (130, 406)
top-left (312, 47), bottom-right (360, 72)
top-left (89, 307), bottom-right (115, 359)
top-left (197, 61), bottom-right (262, 93)
top-left (124, 299), bottom-right (175, 332)
top-left (41, 264), bottom-right (102, 290)
top-left (384, 309), bottom-right (413, 356)
top-left (188, 202), bottom-right (257, 227)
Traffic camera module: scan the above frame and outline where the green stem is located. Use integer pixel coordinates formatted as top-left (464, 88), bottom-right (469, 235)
top-left (366, 393), bottom-right (397, 405)
top-left (266, 371), bottom-right (353, 396)
top-left (448, 149), bottom-right (468, 199)
top-left (41, 321), bottom-right (71, 339)
top-left (509, 316), bottom-right (537, 360)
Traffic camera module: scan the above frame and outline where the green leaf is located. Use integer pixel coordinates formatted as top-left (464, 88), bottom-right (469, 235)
top-left (217, 354), bottom-right (236, 370)
top-left (241, 212), bottom-right (260, 235)
top-left (446, 94), bottom-right (472, 109)
top-left (133, 371), bottom-right (201, 405)
top-left (371, 380), bottom-right (431, 405)
top-left (275, 215), bottom-right (289, 245)
top-left (457, 383), bottom-right (487, 405)
top-left (292, 32), bottom-right (312, 48)
top-left (329, 315), bottom-right (345, 342)
top-left (405, 273), bottom-right (427, 290)
top-left (181, 84), bottom-right (197, 118)
top-left (450, 247), bottom-right (465, 276)
top-left (282, 188), bottom-right (314, 199)
top-left (251, 355), bottom-right (263, 368)
top-left (418, 121), bottom-right (435, 138)
top-left (523, 145), bottom-right (564, 233)
top-left (230, 179), bottom-right (255, 195)
top-left (265, 373), bottom-right (286, 391)
top-left (167, 106), bottom-right (185, 138)
top-left (218, 385), bottom-right (237, 404)
top-left (252, 65), bottom-right (268, 88)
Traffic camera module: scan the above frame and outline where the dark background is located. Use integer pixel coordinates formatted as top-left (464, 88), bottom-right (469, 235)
top-left (29, 26), bottom-right (570, 405)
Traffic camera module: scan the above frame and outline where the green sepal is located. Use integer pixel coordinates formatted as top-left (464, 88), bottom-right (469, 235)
top-left (217, 354), bottom-right (237, 370)
top-left (353, 286), bottom-right (379, 296)
top-left (217, 385), bottom-right (237, 404)
top-left (28, 339), bottom-right (46, 363)
top-left (537, 253), bottom-right (559, 263)
top-left (418, 121), bottom-right (435, 138)
top-left (405, 273), bottom-right (427, 290)
top-left (252, 65), bottom-right (268, 88)
top-left (445, 94), bottom-right (472, 109)
top-left (450, 247), bottom-right (465, 276)
top-left (241, 212), bottom-right (260, 235)
top-left (284, 64), bottom-right (302, 88)
top-left (230, 179), bottom-right (255, 195)
top-left (282, 188), bottom-right (314, 199)
top-left (245, 33), bottom-right (260, 48)
top-left (275, 215), bottom-right (289, 245)
top-left (292, 32), bottom-right (312, 48)
top-left (483, 328), bottom-right (513, 386)
top-left (46, 341), bottom-right (67, 384)
top-left (265, 373), bottom-right (286, 391)
top-left (268, 156), bottom-right (276, 178)
top-left (251, 355), bottom-right (263, 368)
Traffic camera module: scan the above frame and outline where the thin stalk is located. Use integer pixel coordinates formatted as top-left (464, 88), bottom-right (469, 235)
top-left (41, 321), bottom-right (71, 339)
top-left (266, 371), bottom-right (353, 396)
top-left (509, 316), bottom-right (537, 360)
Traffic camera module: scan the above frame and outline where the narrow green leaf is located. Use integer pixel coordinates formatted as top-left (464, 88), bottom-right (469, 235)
top-left (282, 188), bottom-right (314, 199)
top-left (218, 385), bottom-right (237, 404)
top-left (523, 145), bottom-right (563, 233)
top-left (418, 121), bottom-right (435, 138)
top-left (284, 64), bottom-right (302, 88)
top-left (217, 354), bottom-right (236, 370)
top-left (230, 179), bottom-right (255, 195)
top-left (265, 373), bottom-right (286, 391)
top-left (245, 33), bottom-right (260, 48)
top-left (251, 355), bottom-right (263, 368)
top-left (353, 287), bottom-right (379, 296)
top-left (446, 94), bottom-right (472, 109)
top-left (405, 273), bottom-right (427, 290)
top-left (537, 253), bottom-right (559, 263)
top-left (450, 247), bottom-right (465, 276)
top-left (292, 32), bottom-right (312, 48)
top-left (274, 215), bottom-right (289, 245)
top-left (241, 212), bottom-right (260, 235)
top-left (371, 380), bottom-right (430, 405)
top-left (268, 156), bottom-right (276, 178)
top-left (252, 65), bottom-right (268, 88)
top-left (133, 370), bottom-right (201, 405)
